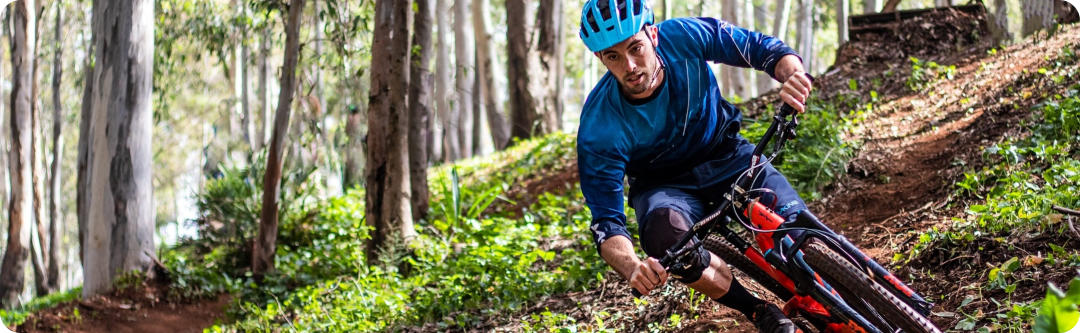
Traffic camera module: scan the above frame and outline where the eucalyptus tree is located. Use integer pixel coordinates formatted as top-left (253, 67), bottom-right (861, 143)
top-left (506, 0), bottom-right (561, 140)
top-left (839, 0), bottom-right (849, 45)
top-left (80, 0), bottom-right (155, 298)
top-left (454, 0), bottom-right (475, 159)
top-left (435, 0), bottom-right (457, 161)
top-left (864, 0), bottom-right (879, 13)
top-left (365, 0), bottom-right (415, 262)
top-left (1022, 0), bottom-right (1055, 36)
top-left (409, 0), bottom-right (434, 219)
top-left (253, 0), bottom-right (304, 277)
top-left (47, 0), bottom-right (63, 292)
top-left (0, 0), bottom-right (36, 308)
top-left (797, 0), bottom-right (814, 73)
top-left (470, 0), bottom-right (507, 149)
top-left (472, 0), bottom-right (509, 150)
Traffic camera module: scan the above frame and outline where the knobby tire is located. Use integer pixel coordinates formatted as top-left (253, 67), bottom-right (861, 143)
top-left (702, 234), bottom-right (794, 301)
top-left (801, 239), bottom-right (941, 333)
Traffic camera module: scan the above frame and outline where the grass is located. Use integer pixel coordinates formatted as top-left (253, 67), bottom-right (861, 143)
top-left (0, 287), bottom-right (82, 327)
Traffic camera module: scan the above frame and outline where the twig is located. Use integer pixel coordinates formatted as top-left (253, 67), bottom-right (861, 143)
top-left (1053, 205), bottom-right (1080, 217)
top-left (941, 255), bottom-right (975, 267)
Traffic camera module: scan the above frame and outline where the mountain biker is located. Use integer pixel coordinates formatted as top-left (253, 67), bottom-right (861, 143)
top-left (576, 1), bottom-right (813, 332)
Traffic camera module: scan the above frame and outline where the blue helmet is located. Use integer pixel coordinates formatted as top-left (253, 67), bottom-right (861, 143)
top-left (579, 0), bottom-right (654, 52)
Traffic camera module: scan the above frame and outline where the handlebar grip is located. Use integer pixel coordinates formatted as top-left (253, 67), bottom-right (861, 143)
top-left (779, 103), bottom-right (797, 117)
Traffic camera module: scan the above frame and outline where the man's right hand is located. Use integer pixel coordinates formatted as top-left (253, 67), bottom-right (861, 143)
top-left (598, 235), bottom-right (670, 296)
top-left (629, 257), bottom-right (669, 296)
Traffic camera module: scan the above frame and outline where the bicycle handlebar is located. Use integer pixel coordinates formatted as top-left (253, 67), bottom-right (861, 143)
top-left (629, 101), bottom-right (801, 299)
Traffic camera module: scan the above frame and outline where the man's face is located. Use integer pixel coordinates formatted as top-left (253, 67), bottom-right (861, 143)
top-left (598, 26), bottom-right (661, 99)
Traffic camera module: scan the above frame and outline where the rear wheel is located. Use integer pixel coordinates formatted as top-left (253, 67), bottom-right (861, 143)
top-left (702, 234), bottom-right (793, 301)
top-left (800, 239), bottom-right (941, 333)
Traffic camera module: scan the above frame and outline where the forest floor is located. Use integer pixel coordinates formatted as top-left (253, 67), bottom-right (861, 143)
top-left (14, 277), bottom-right (230, 333)
top-left (483, 11), bottom-right (1080, 333)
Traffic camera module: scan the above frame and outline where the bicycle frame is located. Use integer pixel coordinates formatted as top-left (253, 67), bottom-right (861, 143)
top-left (650, 104), bottom-right (933, 333)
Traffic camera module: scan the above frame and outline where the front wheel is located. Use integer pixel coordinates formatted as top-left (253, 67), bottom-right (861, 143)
top-left (800, 239), bottom-right (941, 333)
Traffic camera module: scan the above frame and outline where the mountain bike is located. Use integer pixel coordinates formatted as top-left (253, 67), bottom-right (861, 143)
top-left (634, 102), bottom-right (941, 333)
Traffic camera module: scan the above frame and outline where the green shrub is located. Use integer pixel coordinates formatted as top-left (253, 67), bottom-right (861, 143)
top-left (741, 95), bottom-right (861, 200)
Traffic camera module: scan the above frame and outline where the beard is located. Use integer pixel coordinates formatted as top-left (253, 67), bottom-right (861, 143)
top-left (620, 68), bottom-right (653, 96)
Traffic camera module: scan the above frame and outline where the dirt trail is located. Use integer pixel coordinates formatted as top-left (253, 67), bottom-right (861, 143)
top-left (16, 279), bottom-right (230, 333)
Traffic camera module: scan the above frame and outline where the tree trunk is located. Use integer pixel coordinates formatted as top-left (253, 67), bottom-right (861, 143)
top-left (409, 0), bottom-right (433, 220)
top-left (989, 0), bottom-right (1011, 42)
top-left (253, 0), bottom-right (304, 277)
top-left (454, 0), bottom-right (474, 159)
top-left (472, 0), bottom-right (509, 150)
top-left (76, 16), bottom-right (94, 268)
top-left (0, 0), bottom-right (35, 308)
top-left (881, 0), bottom-right (901, 12)
top-left (30, 0), bottom-right (52, 296)
top-left (240, 4), bottom-right (253, 153)
top-left (756, 0), bottom-right (774, 94)
top-left (507, 0), bottom-right (556, 140)
top-left (935, 0), bottom-right (951, 7)
top-left (81, 0), bottom-right (155, 298)
top-left (721, 0), bottom-right (740, 97)
top-left (538, 0), bottom-right (563, 133)
top-left (343, 104), bottom-right (363, 189)
top-left (1022, 0), bottom-right (1054, 36)
top-left (47, 0), bottom-right (62, 291)
top-left (435, 0), bottom-right (457, 161)
top-left (864, 0), bottom-right (879, 13)
top-left (365, 0), bottom-right (415, 264)
top-left (797, 0), bottom-right (814, 73)
top-left (32, 72), bottom-right (50, 296)
top-left (774, 0), bottom-right (792, 40)
top-left (256, 24), bottom-right (271, 152)
top-left (742, 0), bottom-right (756, 98)
top-left (838, 0), bottom-right (849, 45)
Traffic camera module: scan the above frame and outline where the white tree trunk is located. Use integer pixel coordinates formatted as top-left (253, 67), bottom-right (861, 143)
top-left (0, 0), bottom-right (36, 308)
top-left (436, 0), bottom-right (457, 161)
top-left (454, 0), bottom-right (474, 159)
top-left (935, 0), bottom-right (951, 7)
top-left (838, 0), bottom-right (849, 45)
top-left (797, 0), bottom-right (814, 74)
top-left (864, 0), bottom-right (879, 13)
top-left (774, 0), bottom-right (792, 40)
top-left (256, 25), bottom-right (271, 151)
top-left (239, 4), bottom-right (253, 153)
top-left (743, 0), bottom-right (756, 98)
top-left (472, 0), bottom-right (509, 150)
top-left (47, 0), bottom-right (63, 290)
top-left (82, 0), bottom-right (155, 298)
top-left (756, 0), bottom-right (774, 95)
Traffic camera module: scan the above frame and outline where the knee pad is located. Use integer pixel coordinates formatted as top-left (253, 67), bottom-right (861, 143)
top-left (640, 208), bottom-right (711, 284)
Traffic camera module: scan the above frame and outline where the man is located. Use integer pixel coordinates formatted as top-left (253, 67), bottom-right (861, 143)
top-left (576, 1), bottom-right (813, 332)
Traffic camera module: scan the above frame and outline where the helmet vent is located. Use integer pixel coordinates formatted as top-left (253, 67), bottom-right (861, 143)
top-left (617, 0), bottom-right (628, 21)
top-left (586, 11), bottom-right (600, 32)
top-left (598, 0), bottom-right (612, 20)
top-left (633, 0), bottom-right (642, 15)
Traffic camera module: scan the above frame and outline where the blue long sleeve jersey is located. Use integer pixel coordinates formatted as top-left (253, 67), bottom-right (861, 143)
top-left (577, 17), bottom-right (799, 253)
